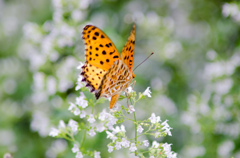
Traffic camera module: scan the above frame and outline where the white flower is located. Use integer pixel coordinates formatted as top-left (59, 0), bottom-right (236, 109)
top-left (74, 108), bottom-right (81, 116)
top-left (49, 128), bottom-right (59, 137)
top-left (80, 110), bottom-right (86, 118)
top-left (68, 119), bottom-right (78, 133)
top-left (137, 125), bottom-right (144, 133)
top-left (115, 141), bottom-right (122, 150)
top-left (162, 143), bottom-right (173, 157)
top-left (76, 93), bottom-right (88, 108)
top-left (68, 102), bottom-right (76, 111)
top-left (88, 129), bottom-right (96, 137)
top-left (152, 141), bottom-right (159, 148)
top-left (77, 62), bottom-right (84, 69)
top-left (105, 114), bottom-right (117, 130)
top-left (72, 144), bottom-right (79, 153)
top-left (162, 120), bottom-right (172, 136)
top-left (170, 152), bottom-right (177, 158)
top-left (98, 109), bottom-right (107, 121)
top-left (149, 113), bottom-right (161, 124)
top-left (76, 151), bottom-right (83, 158)
top-left (96, 123), bottom-right (105, 132)
top-left (121, 138), bottom-right (130, 148)
top-left (108, 145), bottom-right (114, 153)
top-left (76, 75), bottom-right (84, 91)
top-left (58, 120), bottom-right (66, 129)
top-left (129, 143), bottom-right (137, 152)
top-left (149, 156), bottom-right (154, 158)
top-left (112, 125), bottom-right (126, 134)
top-left (128, 105), bottom-right (135, 113)
top-left (126, 86), bottom-right (133, 93)
top-left (143, 140), bottom-right (149, 147)
top-left (94, 151), bottom-right (101, 158)
top-left (88, 114), bottom-right (96, 123)
top-left (68, 102), bottom-right (81, 115)
top-left (106, 131), bottom-right (117, 142)
top-left (143, 87), bottom-right (151, 97)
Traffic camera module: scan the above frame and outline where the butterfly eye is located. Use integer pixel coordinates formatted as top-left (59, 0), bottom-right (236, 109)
top-left (132, 74), bottom-right (135, 78)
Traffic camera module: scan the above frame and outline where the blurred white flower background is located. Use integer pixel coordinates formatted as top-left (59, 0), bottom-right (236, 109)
top-left (0, 0), bottom-right (240, 157)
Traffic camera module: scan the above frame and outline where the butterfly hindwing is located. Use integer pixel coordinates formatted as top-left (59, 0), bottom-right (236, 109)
top-left (95, 60), bottom-right (134, 106)
top-left (81, 25), bottom-right (121, 91)
top-left (81, 62), bottom-right (106, 91)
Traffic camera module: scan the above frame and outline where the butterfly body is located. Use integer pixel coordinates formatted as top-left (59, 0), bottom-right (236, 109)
top-left (81, 24), bottom-right (136, 109)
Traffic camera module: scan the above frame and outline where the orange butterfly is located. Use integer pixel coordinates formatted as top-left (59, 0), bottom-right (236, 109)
top-left (81, 24), bottom-right (135, 109)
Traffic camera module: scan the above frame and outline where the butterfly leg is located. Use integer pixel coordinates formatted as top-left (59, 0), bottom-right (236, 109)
top-left (125, 91), bottom-right (130, 108)
top-left (129, 80), bottom-right (136, 89)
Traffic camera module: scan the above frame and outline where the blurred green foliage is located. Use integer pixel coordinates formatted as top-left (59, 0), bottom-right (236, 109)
top-left (1, 0), bottom-right (240, 157)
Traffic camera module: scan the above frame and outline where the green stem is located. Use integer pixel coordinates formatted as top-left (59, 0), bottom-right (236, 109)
top-left (80, 129), bottom-right (87, 147)
top-left (134, 111), bottom-right (137, 156)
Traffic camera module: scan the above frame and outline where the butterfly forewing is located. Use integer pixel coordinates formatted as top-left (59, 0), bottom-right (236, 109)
top-left (120, 24), bottom-right (135, 72)
top-left (82, 25), bottom-right (120, 71)
top-left (81, 25), bottom-right (121, 91)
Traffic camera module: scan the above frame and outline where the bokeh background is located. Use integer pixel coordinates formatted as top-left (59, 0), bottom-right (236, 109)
top-left (1, 0), bottom-right (240, 157)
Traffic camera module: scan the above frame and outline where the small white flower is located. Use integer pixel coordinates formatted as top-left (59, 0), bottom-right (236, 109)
top-left (143, 140), bottom-right (149, 147)
top-left (76, 151), bottom-right (83, 158)
top-left (68, 102), bottom-right (76, 111)
top-left (149, 113), bottom-right (161, 124)
top-left (72, 144), bottom-right (79, 153)
top-left (106, 131), bottom-right (117, 142)
top-left (76, 75), bottom-right (84, 91)
top-left (171, 152), bottom-right (177, 158)
top-left (137, 125), bottom-right (144, 133)
top-left (98, 109), bottom-right (107, 121)
top-left (143, 87), bottom-right (151, 97)
top-left (88, 129), bottom-right (96, 137)
top-left (121, 138), bottom-right (130, 148)
top-left (162, 120), bottom-right (172, 136)
top-left (49, 128), bottom-right (59, 137)
top-left (74, 108), bottom-right (81, 116)
top-left (108, 145), bottom-right (114, 153)
top-left (76, 93), bottom-right (88, 108)
top-left (152, 141), bottom-right (159, 148)
top-left (80, 110), bottom-right (86, 118)
top-left (112, 125), bottom-right (126, 134)
top-left (126, 86), bottom-right (133, 93)
top-left (88, 114), bottom-right (96, 123)
top-left (128, 105), bottom-right (135, 113)
top-left (162, 143), bottom-right (172, 157)
top-left (105, 114), bottom-right (117, 130)
top-left (68, 119), bottom-right (78, 133)
top-left (150, 156), bottom-right (155, 158)
top-left (115, 141), bottom-right (122, 150)
top-left (129, 143), bottom-right (137, 152)
top-left (94, 151), bottom-right (101, 158)
top-left (58, 120), bottom-right (66, 129)
top-left (96, 123), bottom-right (105, 132)
top-left (77, 62), bottom-right (84, 69)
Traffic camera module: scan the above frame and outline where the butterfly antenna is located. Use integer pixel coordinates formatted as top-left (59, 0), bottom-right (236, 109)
top-left (133, 52), bottom-right (154, 71)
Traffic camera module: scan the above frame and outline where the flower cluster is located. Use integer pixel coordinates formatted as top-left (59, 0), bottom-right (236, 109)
top-left (49, 63), bottom-right (177, 158)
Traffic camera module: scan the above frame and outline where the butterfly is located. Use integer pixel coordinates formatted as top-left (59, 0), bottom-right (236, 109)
top-left (81, 24), bottom-right (135, 109)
